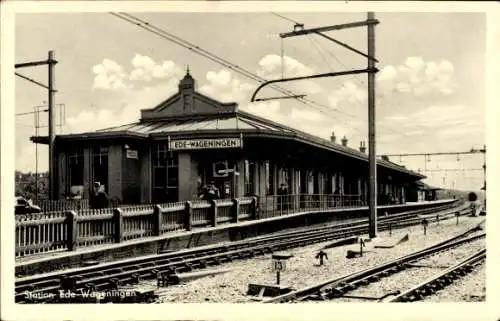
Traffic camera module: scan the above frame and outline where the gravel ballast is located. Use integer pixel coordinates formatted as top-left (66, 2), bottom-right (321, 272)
top-left (421, 262), bottom-right (486, 302)
top-left (153, 216), bottom-right (485, 303)
top-left (333, 237), bottom-right (485, 302)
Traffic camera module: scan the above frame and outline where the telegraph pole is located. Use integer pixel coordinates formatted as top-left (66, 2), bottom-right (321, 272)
top-left (367, 12), bottom-right (377, 238)
top-left (48, 51), bottom-right (57, 200)
top-left (250, 13), bottom-right (379, 237)
top-left (15, 50), bottom-right (58, 200)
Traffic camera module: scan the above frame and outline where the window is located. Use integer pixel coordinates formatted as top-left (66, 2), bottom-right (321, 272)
top-left (92, 145), bottom-right (108, 191)
top-left (68, 149), bottom-right (84, 187)
top-left (280, 167), bottom-right (289, 186)
top-left (152, 143), bottom-right (178, 203)
top-left (325, 172), bottom-right (332, 194)
top-left (313, 171), bottom-right (319, 194)
top-left (265, 161), bottom-right (274, 195)
top-left (244, 160), bottom-right (255, 196)
top-left (336, 174), bottom-right (343, 194)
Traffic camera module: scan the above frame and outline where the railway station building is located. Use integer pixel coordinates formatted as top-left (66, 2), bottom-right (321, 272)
top-left (31, 70), bottom-right (425, 205)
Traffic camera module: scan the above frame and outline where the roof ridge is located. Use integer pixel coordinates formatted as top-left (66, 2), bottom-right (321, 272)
top-left (95, 121), bottom-right (141, 132)
top-left (236, 109), bottom-right (424, 178)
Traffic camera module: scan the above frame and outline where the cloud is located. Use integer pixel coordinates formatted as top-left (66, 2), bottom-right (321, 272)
top-left (129, 54), bottom-right (182, 81)
top-left (241, 100), bottom-right (363, 149)
top-left (376, 57), bottom-right (457, 97)
top-left (92, 58), bottom-right (129, 90)
top-left (256, 54), bottom-right (322, 95)
top-left (84, 55), bottom-right (478, 171)
top-left (132, 53), bottom-right (156, 70)
top-left (66, 80), bottom-right (180, 134)
top-left (328, 80), bottom-right (367, 109)
top-left (92, 54), bottom-right (184, 90)
top-left (197, 67), bottom-right (358, 144)
top-left (240, 100), bottom-right (283, 122)
top-left (257, 54), bottom-right (314, 78)
top-left (324, 56), bottom-right (458, 117)
top-left (199, 69), bottom-right (255, 103)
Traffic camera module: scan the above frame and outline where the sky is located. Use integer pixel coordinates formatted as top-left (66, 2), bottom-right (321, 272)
top-left (13, 11), bottom-right (486, 191)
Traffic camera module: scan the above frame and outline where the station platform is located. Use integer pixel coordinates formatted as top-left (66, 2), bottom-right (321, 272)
top-left (16, 199), bottom-right (456, 276)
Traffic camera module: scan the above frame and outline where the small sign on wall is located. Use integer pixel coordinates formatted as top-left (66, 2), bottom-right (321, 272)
top-left (126, 149), bottom-right (138, 159)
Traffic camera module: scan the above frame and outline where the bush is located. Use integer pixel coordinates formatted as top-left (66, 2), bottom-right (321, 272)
top-left (15, 171), bottom-right (48, 201)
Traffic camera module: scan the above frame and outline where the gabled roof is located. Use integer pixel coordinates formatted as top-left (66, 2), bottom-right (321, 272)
top-left (94, 110), bottom-right (295, 135)
top-left (32, 109), bottom-right (424, 179)
top-left (30, 70), bottom-right (425, 180)
top-left (139, 90), bottom-right (238, 121)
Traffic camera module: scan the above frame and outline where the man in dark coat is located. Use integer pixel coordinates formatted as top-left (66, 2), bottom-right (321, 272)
top-left (90, 182), bottom-right (109, 209)
top-left (200, 181), bottom-right (220, 202)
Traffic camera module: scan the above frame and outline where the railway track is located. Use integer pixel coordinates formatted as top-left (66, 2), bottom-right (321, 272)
top-left (263, 222), bottom-right (485, 303)
top-left (16, 203), bottom-right (470, 303)
top-left (386, 248), bottom-right (486, 302)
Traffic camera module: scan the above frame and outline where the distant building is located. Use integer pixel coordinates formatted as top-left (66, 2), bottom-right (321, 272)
top-left (405, 181), bottom-right (442, 202)
top-left (31, 70), bottom-right (425, 204)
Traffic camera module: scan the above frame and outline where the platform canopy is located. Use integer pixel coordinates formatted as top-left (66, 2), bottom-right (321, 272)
top-left (31, 70), bottom-right (425, 180)
top-left (415, 181), bottom-right (442, 191)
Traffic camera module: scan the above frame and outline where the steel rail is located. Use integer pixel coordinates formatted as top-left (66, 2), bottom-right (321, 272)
top-left (17, 202), bottom-right (462, 286)
top-left (386, 248), bottom-right (486, 302)
top-left (16, 203), bottom-right (468, 302)
top-left (16, 204), bottom-right (469, 303)
top-left (263, 228), bottom-right (485, 303)
top-left (16, 203), bottom-right (465, 287)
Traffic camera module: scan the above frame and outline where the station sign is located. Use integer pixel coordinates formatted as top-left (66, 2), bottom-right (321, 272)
top-left (169, 137), bottom-right (242, 151)
top-left (126, 149), bottom-right (138, 159)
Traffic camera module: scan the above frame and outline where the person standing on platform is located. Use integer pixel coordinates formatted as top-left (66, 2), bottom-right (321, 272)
top-left (200, 181), bottom-right (220, 202)
top-left (90, 182), bottom-right (110, 209)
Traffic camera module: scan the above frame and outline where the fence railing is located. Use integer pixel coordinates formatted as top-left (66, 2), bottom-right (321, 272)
top-left (256, 194), bottom-right (365, 218)
top-left (35, 198), bottom-right (121, 213)
top-left (15, 194), bottom-right (365, 257)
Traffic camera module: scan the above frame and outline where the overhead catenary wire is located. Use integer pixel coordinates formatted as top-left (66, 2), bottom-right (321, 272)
top-left (306, 35), bottom-right (335, 73)
top-left (270, 12), bottom-right (302, 26)
top-left (110, 12), bottom-right (351, 118)
top-left (110, 12), bottom-right (367, 135)
top-left (301, 23), bottom-right (415, 139)
top-left (270, 12), bottom-right (367, 87)
top-left (276, 14), bottom-right (412, 139)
